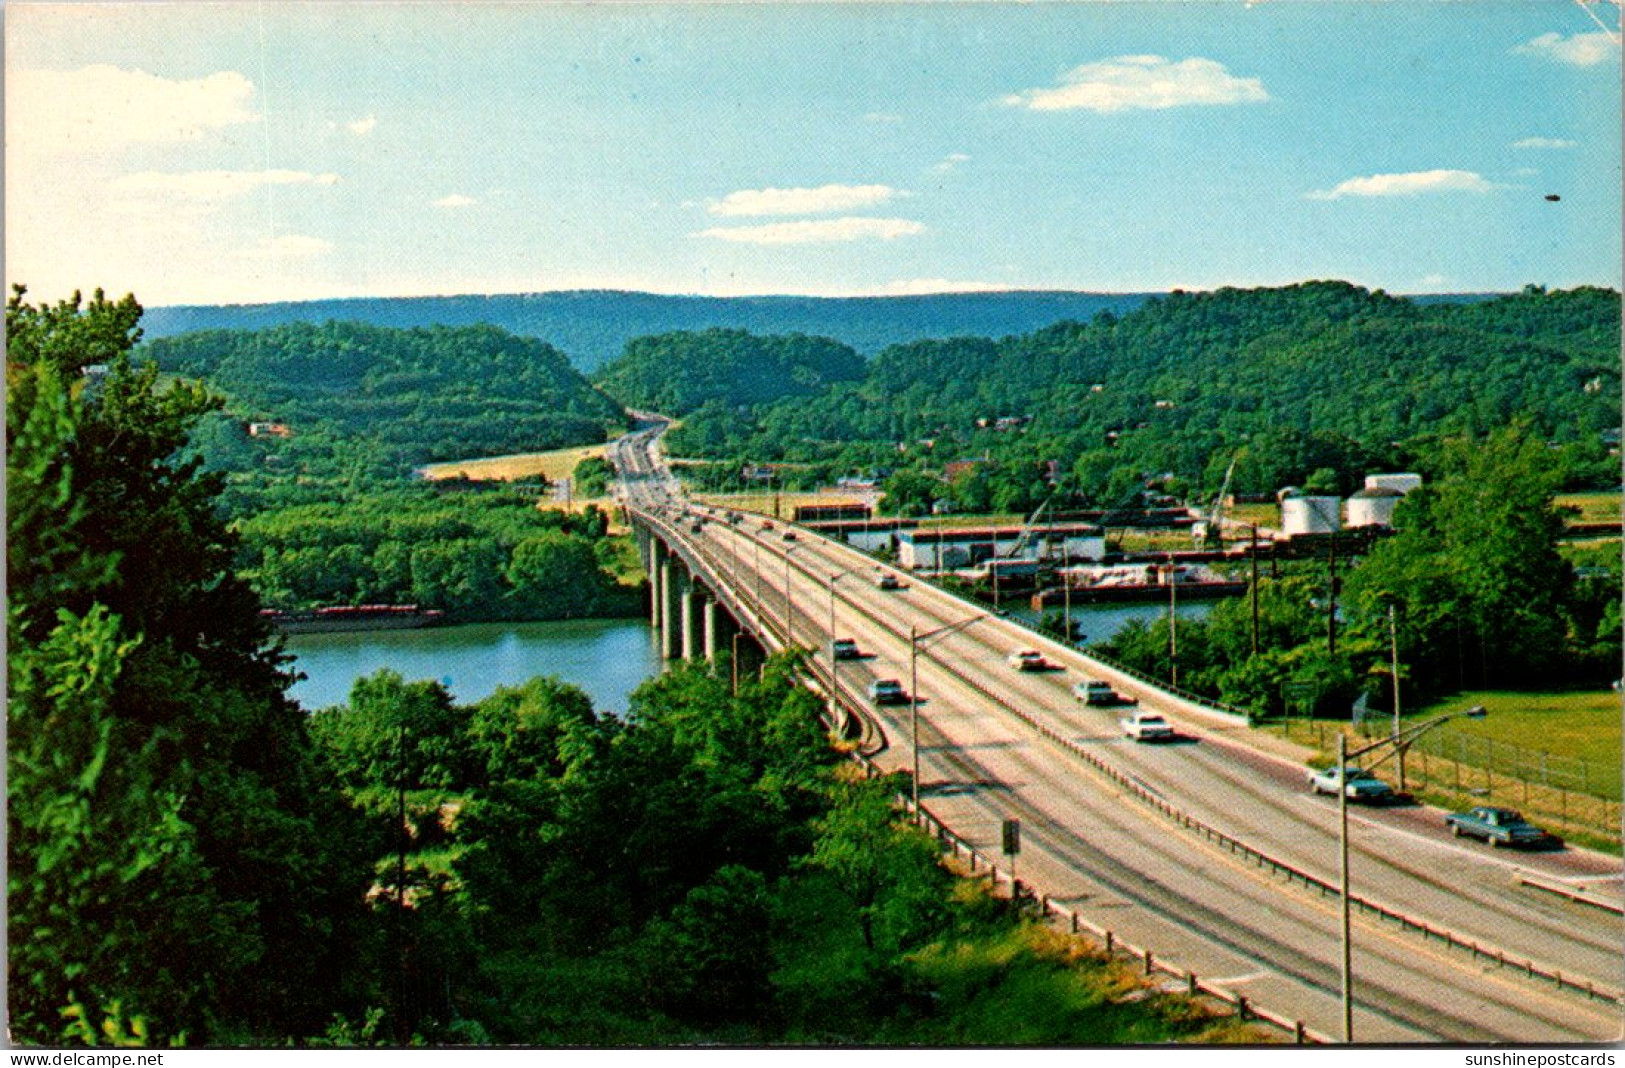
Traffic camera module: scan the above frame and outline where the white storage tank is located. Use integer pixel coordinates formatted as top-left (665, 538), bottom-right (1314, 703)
top-left (1281, 495), bottom-right (1342, 535)
top-left (1347, 486), bottom-right (1403, 528)
top-left (1364, 472), bottom-right (1422, 496)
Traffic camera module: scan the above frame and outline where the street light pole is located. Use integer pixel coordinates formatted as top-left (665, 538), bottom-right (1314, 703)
top-left (1337, 704), bottom-right (1486, 1043)
top-left (828, 572), bottom-right (842, 722)
top-left (1389, 603), bottom-right (1403, 789)
top-left (910, 623), bottom-right (920, 813)
top-left (1338, 731), bottom-right (1353, 1044)
top-left (783, 546), bottom-right (797, 646)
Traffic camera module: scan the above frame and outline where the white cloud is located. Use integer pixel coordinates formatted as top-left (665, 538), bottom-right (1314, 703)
top-left (1514, 32), bottom-right (1619, 67)
top-left (1004, 55), bottom-right (1268, 113)
top-left (1306, 169), bottom-right (1500, 200)
top-left (696, 217), bottom-right (925, 245)
top-left (112, 169), bottom-right (340, 201)
top-left (236, 235), bottom-right (335, 260)
top-left (878, 278), bottom-right (1013, 295)
top-left (1512, 136), bottom-right (1578, 150)
top-left (434, 193), bottom-right (477, 208)
top-left (346, 114), bottom-right (378, 136)
top-left (8, 65), bottom-right (257, 156)
top-left (932, 153), bottom-right (971, 174)
top-left (707, 183), bottom-right (905, 217)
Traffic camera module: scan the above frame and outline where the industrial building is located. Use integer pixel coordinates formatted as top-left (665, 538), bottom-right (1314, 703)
top-left (896, 523), bottom-right (1105, 571)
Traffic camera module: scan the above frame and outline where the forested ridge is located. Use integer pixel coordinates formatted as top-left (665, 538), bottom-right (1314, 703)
top-left (139, 289), bottom-right (1163, 372)
top-left (8, 284), bottom-right (1258, 1045)
top-left (138, 320), bottom-right (639, 621)
top-left (658, 282), bottom-right (1621, 507)
top-left (143, 320), bottom-right (626, 465)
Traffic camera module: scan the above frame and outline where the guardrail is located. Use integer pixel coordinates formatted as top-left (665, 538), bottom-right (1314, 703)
top-left (1516, 871), bottom-right (1625, 915)
top-left (644, 505), bottom-right (1625, 1014)
top-left (844, 755), bottom-right (1330, 1045)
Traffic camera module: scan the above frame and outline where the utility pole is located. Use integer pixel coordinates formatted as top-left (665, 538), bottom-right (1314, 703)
top-left (1250, 524), bottom-right (1260, 657)
top-left (396, 720), bottom-right (409, 1043)
top-left (1326, 532), bottom-right (1338, 656)
top-left (1167, 555), bottom-right (1179, 688)
top-left (909, 624), bottom-right (920, 812)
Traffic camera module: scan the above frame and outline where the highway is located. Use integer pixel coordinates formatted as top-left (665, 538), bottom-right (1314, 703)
top-left (611, 421), bottom-right (1624, 1044)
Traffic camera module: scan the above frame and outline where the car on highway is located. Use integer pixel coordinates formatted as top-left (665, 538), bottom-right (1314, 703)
top-left (875, 571), bottom-right (901, 590)
top-left (1072, 680), bottom-right (1137, 706)
top-left (831, 638), bottom-right (862, 660)
top-left (1445, 806), bottom-right (1562, 849)
top-left (1007, 648), bottom-right (1052, 672)
top-left (867, 678), bottom-right (908, 705)
top-left (781, 530), bottom-right (798, 541)
top-left (761, 521), bottom-right (775, 531)
top-left (1307, 765), bottom-right (1396, 803)
top-left (1120, 711), bottom-right (1175, 742)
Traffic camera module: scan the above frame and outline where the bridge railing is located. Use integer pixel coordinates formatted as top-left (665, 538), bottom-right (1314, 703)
top-left (643, 506), bottom-right (1625, 1014)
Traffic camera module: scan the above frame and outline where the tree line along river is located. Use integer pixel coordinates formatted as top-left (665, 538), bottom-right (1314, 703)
top-left (283, 601), bottom-right (1211, 715)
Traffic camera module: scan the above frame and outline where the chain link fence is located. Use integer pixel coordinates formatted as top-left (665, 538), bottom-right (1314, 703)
top-left (1281, 718), bottom-right (1621, 847)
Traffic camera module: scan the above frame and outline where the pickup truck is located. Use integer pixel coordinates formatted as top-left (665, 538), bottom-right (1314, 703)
top-left (1072, 680), bottom-right (1137, 707)
top-left (1120, 711), bottom-right (1175, 742)
top-left (1307, 765), bottom-right (1395, 803)
top-left (1444, 806), bottom-right (1562, 849)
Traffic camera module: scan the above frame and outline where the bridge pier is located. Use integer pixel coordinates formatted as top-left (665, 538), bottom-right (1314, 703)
top-left (660, 558), bottom-right (680, 660)
top-left (649, 544), bottom-right (664, 628)
top-left (703, 596), bottom-right (721, 662)
top-left (681, 585), bottom-right (700, 661)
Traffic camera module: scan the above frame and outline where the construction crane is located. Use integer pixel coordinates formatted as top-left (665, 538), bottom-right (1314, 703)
top-left (1194, 457), bottom-right (1238, 549)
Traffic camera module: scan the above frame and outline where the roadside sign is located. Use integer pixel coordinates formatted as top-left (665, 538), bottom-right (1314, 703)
top-left (1002, 819), bottom-right (1021, 856)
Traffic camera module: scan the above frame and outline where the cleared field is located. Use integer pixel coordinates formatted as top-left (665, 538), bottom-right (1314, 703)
top-left (691, 490), bottom-right (868, 521)
top-left (420, 444), bottom-right (604, 483)
top-left (1410, 688), bottom-right (1621, 769)
top-left (1227, 503), bottom-right (1281, 528)
top-left (1556, 491), bottom-right (1623, 525)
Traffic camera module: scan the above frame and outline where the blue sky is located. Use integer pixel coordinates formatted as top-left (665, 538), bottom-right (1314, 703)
top-left (6, 1), bottom-right (1620, 305)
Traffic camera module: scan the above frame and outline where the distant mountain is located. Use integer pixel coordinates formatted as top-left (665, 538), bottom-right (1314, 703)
top-left (140, 290), bottom-right (1166, 372)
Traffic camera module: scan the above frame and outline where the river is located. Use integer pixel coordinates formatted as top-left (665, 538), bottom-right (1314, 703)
top-left (283, 600), bottom-right (1213, 714)
top-left (284, 618), bottom-right (662, 713)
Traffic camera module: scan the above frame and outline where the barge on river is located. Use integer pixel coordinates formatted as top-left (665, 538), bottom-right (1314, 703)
top-left (261, 604), bottom-right (446, 634)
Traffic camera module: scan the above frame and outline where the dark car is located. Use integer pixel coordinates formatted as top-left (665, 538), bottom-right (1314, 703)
top-left (1445, 806), bottom-right (1563, 849)
top-left (867, 678), bottom-right (908, 705)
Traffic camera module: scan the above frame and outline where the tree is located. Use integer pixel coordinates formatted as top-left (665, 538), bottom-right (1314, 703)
top-left (1345, 429), bottom-right (1574, 693)
top-left (7, 286), bottom-right (372, 1043)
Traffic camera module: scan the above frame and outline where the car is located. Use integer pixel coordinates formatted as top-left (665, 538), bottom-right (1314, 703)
top-left (688, 521), bottom-right (704, 534)
top-left (1007, 649), bottom-right (1050, 672)
top-left (875, 572), bottom-right (901, 590)
top-left (1072, 680), bottom-right (1137, 706)
top-left (831, 638), bottom-right (862, 660)
top-left (1307, 765), bottom-right (1396, 803)
top-left (761, 521), bottom-right (775, 531)
top-left (867, 678), bottom-right (908, 705)
top-left (1120, 712), bottom-right (1175, 742)
top-left (781, 530), bottom-right (798, 541)
top-left (1444, 806), bottom-right (1562, 849)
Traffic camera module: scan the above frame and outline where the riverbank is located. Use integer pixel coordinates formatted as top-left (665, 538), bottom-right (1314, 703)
top-left (284, 617), bottom-right (662, 713)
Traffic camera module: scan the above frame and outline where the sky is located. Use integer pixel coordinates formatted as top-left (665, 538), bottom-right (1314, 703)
top-left (5, 1), bottom-right (1621, 306)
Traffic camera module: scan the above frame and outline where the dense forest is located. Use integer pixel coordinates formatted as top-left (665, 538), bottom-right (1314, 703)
top-left (9, 283), bottom-right (1256, 1044)
top-left (653, 282), bottom-right (1621, 512)
top-left (140, 289), bottom-right (1162, 372)
top-left (143, 320), bottom-right (626, 465)
top-left (137, 321), bottom-right (639, 620)
top-left (593, 328), bottom-right (866, 415)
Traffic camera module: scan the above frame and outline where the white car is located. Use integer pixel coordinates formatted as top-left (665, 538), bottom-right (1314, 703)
top-left (1120, 712), bottom-right (1175, 742)
top-left (1007, 649), bottom-right (1050, 672)
top-left (1072, 680), bottom-right (1137, 707)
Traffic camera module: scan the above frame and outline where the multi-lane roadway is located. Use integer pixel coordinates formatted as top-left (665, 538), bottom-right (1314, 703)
top-left (613, 423), bottom-right (1623, 1044)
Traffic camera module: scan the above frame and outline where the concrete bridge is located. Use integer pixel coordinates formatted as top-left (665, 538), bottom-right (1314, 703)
top-left (611, 423), bottom-right (1624, 1045)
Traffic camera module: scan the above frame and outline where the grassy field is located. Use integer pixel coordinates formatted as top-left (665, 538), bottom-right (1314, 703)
top-left (1556, 491), bottom-right (1623, 525)
top-left (1407, 688), bottom-right (1621, 768)
top-left (419, 444), bottom-right (604, 483)
top-left (1226, 503), bottom-right (1281, 528)
top-left (692, 490), bottom-right (869, 520)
